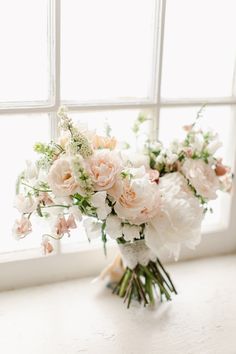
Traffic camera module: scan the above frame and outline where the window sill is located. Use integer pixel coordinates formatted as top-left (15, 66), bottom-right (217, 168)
top-left (0, 254), bottom-right (236, 354)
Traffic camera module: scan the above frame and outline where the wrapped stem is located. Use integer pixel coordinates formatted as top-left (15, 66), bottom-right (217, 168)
top-left (113, 258), bottom-right (177, 308)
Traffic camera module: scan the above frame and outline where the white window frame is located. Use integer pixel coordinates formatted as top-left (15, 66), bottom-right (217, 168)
top-left (1, 0), bottom-right (236, 291)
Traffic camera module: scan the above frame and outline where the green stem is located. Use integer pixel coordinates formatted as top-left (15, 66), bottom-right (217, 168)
top-left (21, 182), bottom-right (52, 193)
top-left (156, 259), bottom-right (178, 294)
top-left (119, 269), bottom-right (132, 298)
top-left (41, 204), bottom-right (70, 209)
top-left (140, 265), bottom-right (171, 301)
top-left (145, 276), bottom-right (154, 305)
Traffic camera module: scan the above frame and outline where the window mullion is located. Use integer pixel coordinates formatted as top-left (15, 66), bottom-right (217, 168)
top-left (152, 0), bottom-right (166, 141)
top-left (50, 0), bottom-right (61, 255)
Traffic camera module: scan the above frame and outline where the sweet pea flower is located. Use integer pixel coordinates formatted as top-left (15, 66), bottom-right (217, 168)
top-left (14, 194), bottom-right (37, 214)
top-left (12, 216), bottom-right (32, 239)
top-left (91, 191), bottom-right (111, 220)
top-left (54, 214), bottom-right (77, 238)
top-left (41, 237), bottom-right (54, 255)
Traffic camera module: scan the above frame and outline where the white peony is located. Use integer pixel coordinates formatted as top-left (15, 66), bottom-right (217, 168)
top-left (91, 191), bottom-right (111, 220)
top-left (146, 172), bottom-right (204, 260)
top-left (109, 167), bottom-right (162, 225)
top-left (48, 157), bottom-right (82, 197)
top-left (14, 194), bottom-right (37, 214)
top-left (182, 158), bottom-right (220, 200)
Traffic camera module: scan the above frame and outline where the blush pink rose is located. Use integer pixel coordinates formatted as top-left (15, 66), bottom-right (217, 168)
top-left (48, 158), bottom-right (81, 197)
top-left (109, 167), bottom-right (162, 225)
top-left (182, 158), bottom-right (220, 200)
top-left (87, 149), bottom-right (122, 191)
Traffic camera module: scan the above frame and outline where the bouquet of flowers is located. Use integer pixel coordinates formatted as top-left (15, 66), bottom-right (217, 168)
top-left (13, 106), bottom-right (233, 308)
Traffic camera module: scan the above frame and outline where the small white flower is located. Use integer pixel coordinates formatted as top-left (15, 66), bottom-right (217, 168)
top-left (14, 194), bottom-right (37, 214)
top-left (155, 153), bottom-right (166, 165)
top-left (106, 215), bottom-right (123, 239)
top-left (166, 151), bottom-right (178, 165)
top-left (121, 150), bottom-right (150, 169)
top-left (207, 139), bottom-right (222, 155)
top-left (91, 191), bottom-right (111, 220)
top-left (69, 205), bottom-right (82, 221)
top-left (192, 133), bottom-right (205, 153)
top-left (122, 224), bottom-right (141, 242)
top-left (24, 160), bottom-right (38, 181)
top-left (83, 218), bottom-right (102, 240)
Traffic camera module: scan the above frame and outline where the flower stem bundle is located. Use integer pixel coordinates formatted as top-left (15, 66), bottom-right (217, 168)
top-left (113, 258), bottom-right (177, 308)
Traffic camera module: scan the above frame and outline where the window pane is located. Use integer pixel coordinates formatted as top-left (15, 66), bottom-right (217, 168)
top-left (61, 0), bottom-right (157, 102)
top-left (162, 0), bottom-right (236, 99)
top-left (60, 109), bottom-right (152, 251)
top-left (159, 106), bottom-right (235, 231)
top-left (0, 115), bottom-right (49, 254)
top-left (0, 0), bottom-right (49, 103)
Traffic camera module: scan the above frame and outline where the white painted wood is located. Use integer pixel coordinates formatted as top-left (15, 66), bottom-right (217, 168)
top-left (0, 255), bottom-right (236, 354)
top-left (0, 0), bottom-right (236, 291)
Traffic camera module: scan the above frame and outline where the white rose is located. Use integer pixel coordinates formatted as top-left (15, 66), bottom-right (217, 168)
top-left (48, 157), bottom-right (82, 197)
top-left (14, 194), bottom-right (37, 214)
top-left (91, 191), bottom-right (111, 220)
top-left (87, 149), bottom-right (122, 191)
top-left (109, 167), bottom-right (162, 225)
top-left (182, 158), bottom-right (220, 200)
top-left (146, 172), bottom-right (204, 260)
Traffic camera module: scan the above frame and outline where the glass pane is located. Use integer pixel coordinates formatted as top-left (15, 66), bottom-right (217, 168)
top-left (0, 114), bottom-right (49, 254)
top-left (61, 0), bottom-right (157, 102)
top-left (0, 0), bottom-right (49, 103)
top-left (60, 109), bottom-right (152, 250)
top-left (162, 0), bottom-right (236, 99)
top-left (159, 106), bottom-right (235, 230)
